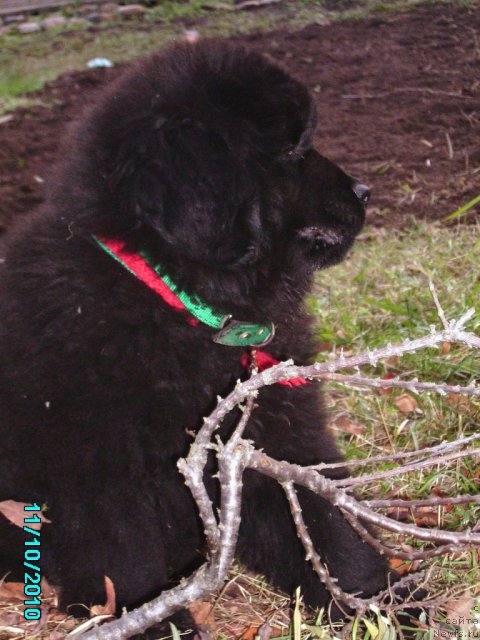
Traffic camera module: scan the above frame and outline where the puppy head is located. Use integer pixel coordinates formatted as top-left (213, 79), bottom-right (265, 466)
top-left (72, 40), bottom-right (366, 284)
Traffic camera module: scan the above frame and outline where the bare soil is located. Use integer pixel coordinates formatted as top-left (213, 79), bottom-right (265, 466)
top-left (0, 3), bottom-right (479, 234)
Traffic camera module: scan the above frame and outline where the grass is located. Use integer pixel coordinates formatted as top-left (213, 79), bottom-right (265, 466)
top-left (0, 0), bottom-right (478, 113)
top-left (312, 218), bottom-right (480, 489)
top-left (444, 194), bottom-right (480, 221)
top-left (0, 69), bottom-right (45, 112)
top-left (312, 220), bottom-right (480, 357)
top-left (304, 219), bottom-right (480, 636)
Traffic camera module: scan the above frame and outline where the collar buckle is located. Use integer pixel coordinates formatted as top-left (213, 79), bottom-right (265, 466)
top-left (213, 320), bottom-right (275, 348)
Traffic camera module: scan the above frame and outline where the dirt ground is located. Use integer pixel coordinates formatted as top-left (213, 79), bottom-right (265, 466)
top-left (0, 2), bottom-right (479, 235)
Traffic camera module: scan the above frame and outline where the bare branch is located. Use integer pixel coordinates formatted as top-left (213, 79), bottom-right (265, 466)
top-left (248, 450), bottom-right (480, 547)
top-left (364, 494), bottom-right (480, 509)
top-left (311, 433), bottom-right (480, 471)
top-left (311, 434), bottom-right (480, 473)
top-left (212, 438), bottom-right (250, 578)
top-left (283, 481), bottom-right (370, 613)
top-left (76, 563), bottom-right (215, 639)
top-left (230, 395), bottom-right (256, 445)
top-left (333, 448), bottom-right (480, 488)
top-left (177, 457), bottom-right (219, 548)
top-left (341, 508), bottom-right (391, 558)
top-left (342, 87), bottom-right (467, 100)
top-left (323, 372), bottom-right (480, 397)
top-left (341, 509), bottom-right (471, 561)
top-left (429, 281), bottom-right (449, 330)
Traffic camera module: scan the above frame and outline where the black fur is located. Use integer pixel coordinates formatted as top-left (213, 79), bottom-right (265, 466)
top-left (0, 40), bottom-right (390, 636)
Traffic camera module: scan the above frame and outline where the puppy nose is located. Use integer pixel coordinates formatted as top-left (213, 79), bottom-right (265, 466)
top-left (352, 182), bottom-right (371, 206)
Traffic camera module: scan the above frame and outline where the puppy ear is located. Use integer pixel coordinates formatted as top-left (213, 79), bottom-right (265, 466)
top-left (107, 117), bottom-right (261, 267)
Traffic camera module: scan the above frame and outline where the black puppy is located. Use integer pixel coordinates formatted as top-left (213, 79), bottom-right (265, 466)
top-left (0, 40), bottom-right (388, 637)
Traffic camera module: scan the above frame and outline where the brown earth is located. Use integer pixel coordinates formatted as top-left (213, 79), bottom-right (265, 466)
top-left (0, 2), bottom-right (479, 235)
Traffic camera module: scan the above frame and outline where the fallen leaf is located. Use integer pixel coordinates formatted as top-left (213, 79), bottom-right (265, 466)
top-left (317, 341), bottom-right (333, 352)
top-left (431, 487), bottom-right (448, 498)
top-left (428, 490), bottom-right (454, 512)
top-left (0, 501), bottom-right (50, 530)
top-left (445, 590), bottom-right (474, 621)
top-left (189, 600), bottom-right (217, 631)
top-left (394, 549), bottom-right (421, 574)
top-left (237, 623), bottom-right (281, 640)
top-left (0, 582), bottom-right (25, 602)
top-left (332, 417), bottom-right (365, 435)
top-left (388, 503), bottom-right (442, 527)
top-left (446, 393), bottom-right (471, 411)
top-left (441, 342), bottom-right (451, 354)
top-left (90, 576), bottom-right (116, 617)
top-left (389, 558), bottom-right (413, 575)
top-left (49, 611), bottom-right (75, 623)
top-left (412, 506), bottom-right (438, 527)
top-left (240, 625), bottom-right (261, 640)
top-left (387, 506), bottom-right (410, 522)
top-left (0, 611), bottom-right (23, 626)
top-left (395, 393), bottom-right (418, 414)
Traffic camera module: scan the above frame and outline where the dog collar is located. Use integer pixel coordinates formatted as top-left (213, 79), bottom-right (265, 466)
top-left (92, 235), bottom-right (308, 387)
top-left (92, 236), bottom-right (275, 348)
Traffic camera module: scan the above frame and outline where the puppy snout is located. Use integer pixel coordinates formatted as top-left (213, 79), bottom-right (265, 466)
top-left (352, 182), bottom-right (371, 206)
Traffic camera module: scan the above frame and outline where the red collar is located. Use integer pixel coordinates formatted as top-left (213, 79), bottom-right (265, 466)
top-left (241, 350), bottom-right (309, 388)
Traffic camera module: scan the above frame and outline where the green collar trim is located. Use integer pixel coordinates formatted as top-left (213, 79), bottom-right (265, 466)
top-left (140, 249), bottom-right (226, 330)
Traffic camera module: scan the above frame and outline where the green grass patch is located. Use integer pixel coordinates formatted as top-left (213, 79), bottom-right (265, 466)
top-left (0, 69), bottom-right (45, 112)
top-left (312, 219), bottom-right (480, 365)
top-left (444, 194), bottom-right (480, 221)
